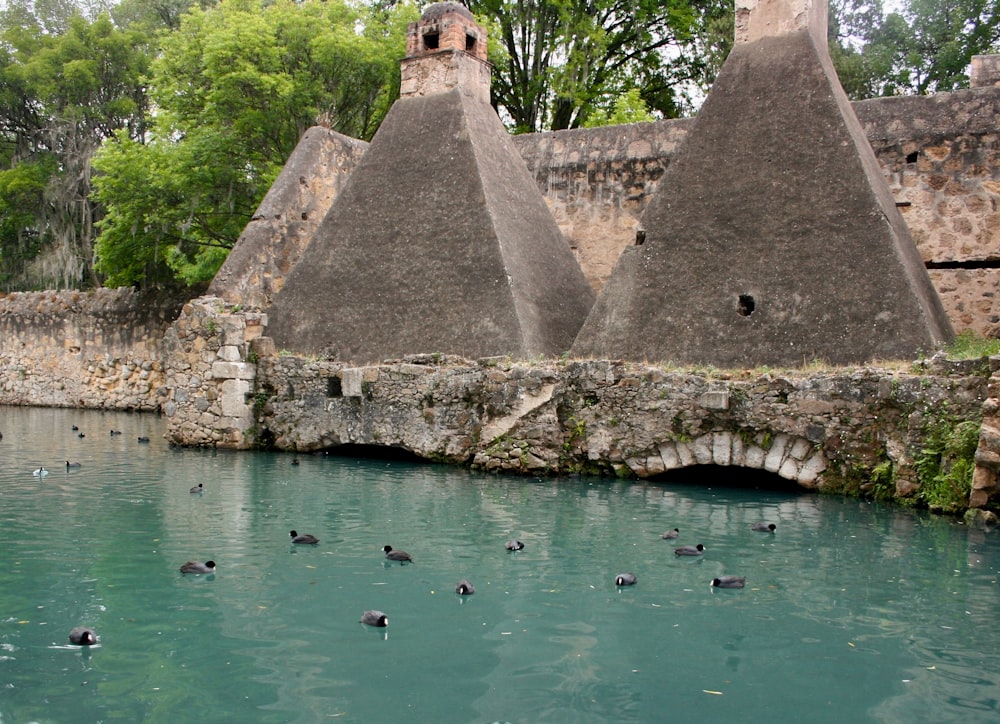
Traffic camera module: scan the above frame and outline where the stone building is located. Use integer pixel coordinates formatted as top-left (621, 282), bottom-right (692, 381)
top-left (570, 0), bottom-right (954, 366)
top-left (260, 2), bottom-right (595, 364)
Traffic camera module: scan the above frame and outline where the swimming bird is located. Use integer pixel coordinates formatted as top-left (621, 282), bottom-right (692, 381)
top-left (455, 579), bottom-right (475, 595)
top-left (674, 544), bottom-right (705, 556)
top-left (751, 523), bottom-right (776, 533)
top-left (190, 483), bottom-right (203, 494)
top-left (291, 458), bottom-right (300, 466)
top-left (33, 467), bottom-right (48, 477)
top-left (68, 627), bottom-right (97, 645)
top-left (290, 530), bottom-right (319, 544)
top-left (137, 436), bottom-right (150, 443)
top-left (615, 573), bottom-right (637, 586)
top-left (65, 461), bottom-right (81, 468)
top-left (110, 429), bottom-right (122, 436)
top-left (505, 539), bottom-right (524, 551)
top-left (711, 576), bottom-right (746, 589)
top-left (179, 560), bottom-right (216, 574)
top-left (77, 432), bottom-right (85, 438)
top-left (71, 425), bottom-right (78, 431)
top-left (360, 610), bottom-right (388, 627)
top-left (382, 545), bottom-right (412, 563)
top-left (661, 528), bottom-right (680, 539)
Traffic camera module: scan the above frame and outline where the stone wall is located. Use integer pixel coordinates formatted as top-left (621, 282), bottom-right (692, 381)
top-left (512, 85), bottom-right (1000, 334)
top-left (159, 302), bottom-right (998, 512)
top-left (160, 296), bottom-right (266, 446)
top-left (0, 288), bottom-right (181, 410)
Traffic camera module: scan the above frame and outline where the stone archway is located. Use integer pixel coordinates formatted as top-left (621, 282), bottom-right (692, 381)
top-left (626, 430), bottom-right (827, 490)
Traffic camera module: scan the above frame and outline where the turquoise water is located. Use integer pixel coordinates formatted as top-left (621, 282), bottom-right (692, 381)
top-left (1, 406), bottom-right (998, 723)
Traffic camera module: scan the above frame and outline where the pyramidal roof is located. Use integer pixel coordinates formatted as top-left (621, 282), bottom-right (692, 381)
top-left (571, 0), bottom-right (953, 366)
top-left (265, 5), bottom-right (594, 363)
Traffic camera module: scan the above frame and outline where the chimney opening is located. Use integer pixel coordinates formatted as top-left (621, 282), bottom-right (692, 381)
top-left (424, 31), bottom-right (439, 50)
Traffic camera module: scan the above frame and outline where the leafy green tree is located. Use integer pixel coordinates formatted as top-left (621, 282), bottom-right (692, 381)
top-left (0, 7), bottom-right (152, 289)
top-left (830, 0), bottom-right (1000, 98)
top-left (92, 0), bottom-right (413, 289)
top-left (583, 88), bottom-right (656, 127)
top-left (465, 0), bottom-right (731, 132)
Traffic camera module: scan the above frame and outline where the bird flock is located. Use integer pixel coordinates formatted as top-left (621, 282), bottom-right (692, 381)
top-left (41, 423), bottom-right (775, 647)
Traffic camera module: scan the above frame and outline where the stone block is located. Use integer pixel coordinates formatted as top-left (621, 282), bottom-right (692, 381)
top-left (220, 378), bottom-right (250, 417)
top-left (342, 368), bottom-right (364, 397)
top-left (692, 435), bottom-right (713, 464)
top-left (218, 345), bottom-right (243, 362)
top-left (699, 390), bottom-right (730, 410)
top-left (659, 442), bottom-right (679, 470)
top-left (712, 432), bottom-right (732, 465)
top-left (211, 361), bottom-right (256, 380)
top-left (764, 434), bottom-right (790, 472)
top-left (675, 441), bottom-right (695, 467)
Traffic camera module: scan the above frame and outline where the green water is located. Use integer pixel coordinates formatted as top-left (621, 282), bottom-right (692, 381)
top-left (1, 406), bottom-right (998, 723)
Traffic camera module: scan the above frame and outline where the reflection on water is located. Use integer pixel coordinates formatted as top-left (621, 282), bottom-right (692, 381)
top-left (1, 406), bottom-right (998, 722)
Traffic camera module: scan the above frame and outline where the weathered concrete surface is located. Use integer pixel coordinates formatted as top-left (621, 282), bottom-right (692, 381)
top-left (207, 127), bottom-right (368, 310)
top-left (572, 25), bottom-right (953, 366)
top-left (265, 88), bottom-right (594, 363)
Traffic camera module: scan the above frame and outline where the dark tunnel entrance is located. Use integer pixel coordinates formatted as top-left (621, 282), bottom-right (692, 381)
top-left (649, 464), bottom-right (807, 493)
top-left (314, 444), bottom-right (427, 463)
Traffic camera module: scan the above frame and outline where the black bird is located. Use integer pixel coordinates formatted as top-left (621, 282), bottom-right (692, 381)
top-left (69, 627), bottom-right (97, 646)
top-left (291, 458), bottom-right (300, 466)
top-left (661, 528), bottom-right (680, 539)
top-left (455, 579), bottom-right (475, 595)
top-left (33, 467), bottom-right (48, 477)
top-left (77, 432), bottom-right (85, 438)
top-left (751, 523), bottom-right (776, 533)
top-left (71, 425), bottom-right (78, 431)
top-left (290, 530), bottom-right (319, 544)
top-left (137, 436), bottom-right (150, 443)
top-left (360, 610), bottom-right (388, 627)
top-left (674, 544), bottom-right (705, 556)
top-left (180, 560), bottom-right (216, 574)
top-left (190, 483), bottom-right (204, 494)
top-left (711, 576), bottom-right (746, 589)
top-left (110, 429), bottom-right (122, 436)
top-left (615, 573), bottom-right (637, 586)
top-left (65, 461), bottom-right (81, 468)
top-left (382, 545), bottom-right (412, 563)
top-left (505, 539), bottom-right (525, 551)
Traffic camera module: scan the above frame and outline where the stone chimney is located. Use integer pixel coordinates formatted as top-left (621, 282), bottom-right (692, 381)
top-left (971, 55), bottom-right (1000, 87)
top-left (735, 0), bottom-right (827, 47)
top-left (400, 2), bottom-right (491, 104)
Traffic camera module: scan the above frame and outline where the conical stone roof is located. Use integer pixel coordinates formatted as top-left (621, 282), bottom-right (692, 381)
top-left (265, 88), bottom-right (595, 363)
top-left (571, 3), bottom-right (952, 366)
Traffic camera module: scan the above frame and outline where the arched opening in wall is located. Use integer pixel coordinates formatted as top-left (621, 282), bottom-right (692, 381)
top-left (319, 443), bottom-right (426, 463)
top-left (650, 464), bottom-right (806, 493)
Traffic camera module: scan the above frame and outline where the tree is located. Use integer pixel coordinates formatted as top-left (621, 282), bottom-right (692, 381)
top-left (830, 0), bottom-right (1000, 98)
top-left (92, 0), bottom-right (413, 290)
top-left (466, 0), bottom-right (731, 132)
top-left (0, 7), bottom-right (152, 289)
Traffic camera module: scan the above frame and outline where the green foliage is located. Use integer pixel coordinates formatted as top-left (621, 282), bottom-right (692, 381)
top-left (945, 330), bottom-right (1000, 360)
top-left (869, 459), bottom-right (896, 501)
top-left (583, 88), bottom-right (656, 128)
top-left (470, 0), bottom-right (731, 132)
top-left (91, 0), bottom-right (412, 289)
top-left (915, 417), bottom-right (980, 513)
top-left (829, 0), bottom-right (1000, 99)
top-left (0, 8), bottom-right (152, 289)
